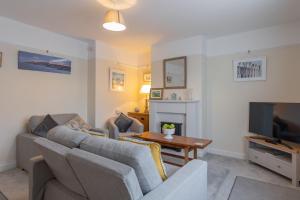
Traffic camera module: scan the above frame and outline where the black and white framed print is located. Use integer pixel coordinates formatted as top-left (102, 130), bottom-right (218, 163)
top-left (233, 56), bottom-right (267, 81)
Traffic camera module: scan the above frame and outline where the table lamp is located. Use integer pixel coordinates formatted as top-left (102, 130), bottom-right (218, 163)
top-left (140, 84), bottom-right (151, 113)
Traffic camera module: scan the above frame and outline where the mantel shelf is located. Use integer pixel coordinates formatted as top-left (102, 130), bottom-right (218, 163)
top-left (149, 100), bottom-right (199, 103)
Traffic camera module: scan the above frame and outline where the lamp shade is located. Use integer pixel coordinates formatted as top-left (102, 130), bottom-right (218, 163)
top-left (103, 10), bottom-right (126, 31)
top-left (140, 85), bottom-right (151, 94)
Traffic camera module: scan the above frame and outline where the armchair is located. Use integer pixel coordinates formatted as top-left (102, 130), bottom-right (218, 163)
top-left (107, 116), bottom-right (144, 139)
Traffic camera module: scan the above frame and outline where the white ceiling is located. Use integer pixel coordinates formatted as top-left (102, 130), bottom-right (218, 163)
top-left (0, 0), bottom-right (300, 53)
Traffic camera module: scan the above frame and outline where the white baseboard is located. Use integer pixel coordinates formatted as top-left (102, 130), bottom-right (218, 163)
top-left (0, 161), bottom-right (16, 172)
top-left (208, 148), bottom-right (246, 160)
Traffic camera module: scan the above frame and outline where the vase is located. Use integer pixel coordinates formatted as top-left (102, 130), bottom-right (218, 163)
top-left (163, 128), bottom-right (175, 139)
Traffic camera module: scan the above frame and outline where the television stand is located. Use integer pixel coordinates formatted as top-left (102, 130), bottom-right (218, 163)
top-left (245, 136), bottom-right (300, 187)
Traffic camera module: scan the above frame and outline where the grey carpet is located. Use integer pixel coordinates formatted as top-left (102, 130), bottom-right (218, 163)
top-left (163, 154), bottom-right (230, 200)
top-left (228, 176), bottom-right (300, 200)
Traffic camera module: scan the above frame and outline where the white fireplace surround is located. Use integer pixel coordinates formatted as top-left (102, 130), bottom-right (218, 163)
top-left (149, 100), bottom-right (200, 138)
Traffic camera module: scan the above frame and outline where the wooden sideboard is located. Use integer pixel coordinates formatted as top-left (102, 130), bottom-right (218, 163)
top-left (128, 112), bottom-right (149, 131)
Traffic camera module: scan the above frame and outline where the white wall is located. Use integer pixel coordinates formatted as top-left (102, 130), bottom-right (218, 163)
top-left (91, 41), bottom-right (149, 128)
top-left (0, 17), bottom-right (89, 171)
top-left (206, 21), bottom-right (300, 159)
top-left (151, 21), bottom-right (300, 159)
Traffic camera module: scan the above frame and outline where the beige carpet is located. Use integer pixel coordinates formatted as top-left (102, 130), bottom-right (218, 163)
top-left (0, 169), bottom-right (28, 200)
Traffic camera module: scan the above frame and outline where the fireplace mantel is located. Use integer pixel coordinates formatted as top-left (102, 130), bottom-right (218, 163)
top-left (149, 100), bottom-right (199, 103)
top-left (149, 100), bottom-right (200, 139)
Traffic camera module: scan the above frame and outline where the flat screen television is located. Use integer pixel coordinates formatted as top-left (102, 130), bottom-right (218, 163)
top-left (249, 102), bottom-right (300, 144)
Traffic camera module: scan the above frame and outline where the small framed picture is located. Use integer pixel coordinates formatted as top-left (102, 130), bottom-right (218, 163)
top-left (233, 56), bottom-right (267, 81)
top-left (110, 68), bottom-right (125, 92)
top-left (0, 52), bottom-right (2, 67)
top-left (143, 73), bottom-right (151, 82)
top-left (150, 88), bottom-right (163, 100)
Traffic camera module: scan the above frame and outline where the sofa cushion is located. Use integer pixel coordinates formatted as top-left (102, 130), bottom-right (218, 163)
top-left (67, 148), bottom-right (143, 200)
top-left (32, 115), bottom-right (58, 137)
top-left (120, 137), bottom-right (168, 180)
top-left (47, 125), bottom-right (90, 148)
top-left (28, 113), bottom-right (78, 133)
top-left (115, 113), bottom-right (133, 132)
top-left (34, 138), bottom-right (87, 197)
top-left (80, 136), bottom-right (162, 194)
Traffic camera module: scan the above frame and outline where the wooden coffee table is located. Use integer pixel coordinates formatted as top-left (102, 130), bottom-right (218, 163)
top-left (135, 132), bottom-right (212, 166)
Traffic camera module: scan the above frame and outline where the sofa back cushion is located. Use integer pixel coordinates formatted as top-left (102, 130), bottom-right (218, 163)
top-left (28, 113), bottom-right (78, 133)
top-left (67, 148), bottom-right (143, 200)
top-left (47, 125), bottom-right (89, 148)
top-left (34, 138), bottom-right (87, 197)
top-left (80, 136), bottom-right (162, 194)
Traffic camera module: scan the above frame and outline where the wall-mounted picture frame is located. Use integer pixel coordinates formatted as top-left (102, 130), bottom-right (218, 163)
top-left (150, 88), bottom-right (163, 100)
top-left (110, 68), bottom-right (125, 92)
top-left (18, 51), bottom-right (71, 74)
top-left (233, 56), bottom-right (267, 81)
top-left (0, 52), bottom-right (2, 67)
top-left (163, 56), bottom-right (187, 89)
top-left (143, 73), bottom-right (151, 82)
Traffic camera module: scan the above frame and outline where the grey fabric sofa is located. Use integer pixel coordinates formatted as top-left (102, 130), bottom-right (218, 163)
top-left (30, 137), bottom-right (208, 200)
top-left (17, 113), bottom-right (108, 172)
top-left (107, 116), bottom-right (144, 139)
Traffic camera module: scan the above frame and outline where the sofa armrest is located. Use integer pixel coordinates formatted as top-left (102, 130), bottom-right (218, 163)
top-left (29, 156), bottom-right (54, 200)
top-left (106, 118), bottom-right (120, 139)
top-left (142, 160), bottom-right (207, 200)
top-left (129, 117), bottom-right (144, 133)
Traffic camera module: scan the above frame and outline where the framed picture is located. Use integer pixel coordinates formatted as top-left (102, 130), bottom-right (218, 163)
top-left (233, 56), bottom-right (267, 81)
top-left (150, 88), bottom-right (163, 100)
top-left (143, 73), bottom-right (151, 82)
top-left (163, 56), bottom-right (187, 88)
top-left (110, 68), bottom-right (125, 92)
top-left (18, 51), bottom-right (71, 74)
top-left (0, 52), bottom-right (2, 67)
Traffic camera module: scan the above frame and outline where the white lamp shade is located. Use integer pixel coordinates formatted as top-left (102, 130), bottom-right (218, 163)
top-left (140, 85), bottom-right (151, 94)
top-left (103, 10), bottom-right (126, 31)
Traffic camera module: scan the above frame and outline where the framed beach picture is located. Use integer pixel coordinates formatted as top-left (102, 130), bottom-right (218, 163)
top-left (233, 56), bottom-right (267, 81)
top-left (150, 88), bottom-right (163, 100)
top-left (143, 73), bottom-right (151, 82)
top-left (110, 68), bottom-right (125, 92)
top-left (18, 51), bottom-right (71, 74)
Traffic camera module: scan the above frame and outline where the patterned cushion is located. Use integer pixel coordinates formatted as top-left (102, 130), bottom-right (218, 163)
top-left (65, 115), bottom-right (92, 131)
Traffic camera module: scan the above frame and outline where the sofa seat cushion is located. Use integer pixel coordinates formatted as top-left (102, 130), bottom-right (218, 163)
top-left (34, 138), bottom-right (87, 198)
top-left (80, 136), bottom-right (163, 194)
top-left (47, 125), bottom-right (90, 148)
top-left (67, 148), bottom-right (143, 200)
top-left (120, 137), bottom-right (168, 180)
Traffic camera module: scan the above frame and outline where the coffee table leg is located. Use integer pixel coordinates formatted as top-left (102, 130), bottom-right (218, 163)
top-left (184, 147), bottom-right (190, 164)
top-left (194, 148), bottom-right (198, 159)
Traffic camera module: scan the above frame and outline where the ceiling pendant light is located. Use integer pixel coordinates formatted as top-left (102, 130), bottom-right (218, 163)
top-left (103, 10), bottom-right (126, 32)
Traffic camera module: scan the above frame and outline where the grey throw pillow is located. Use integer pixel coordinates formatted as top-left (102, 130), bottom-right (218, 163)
top-left (114, 113), bottom-right (133, 132)
top-left (32, 114), bottom-right (58, 137)
top-left (47, 125), bottom-right (90, 148)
